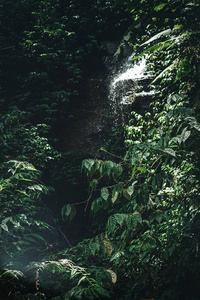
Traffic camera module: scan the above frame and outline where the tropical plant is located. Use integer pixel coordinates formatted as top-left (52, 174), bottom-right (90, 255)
top-left (1, 0), bottom-right (200, 299)
top-left (0, 160), bottom-right (53, 267)
top-left (68, 5), bottom-right (200, 298)
top-left (0, 107), bottom-right (58, 169)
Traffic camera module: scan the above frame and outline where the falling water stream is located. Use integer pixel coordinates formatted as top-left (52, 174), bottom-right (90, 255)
top-left (109, 53), bottom-right (154, 123)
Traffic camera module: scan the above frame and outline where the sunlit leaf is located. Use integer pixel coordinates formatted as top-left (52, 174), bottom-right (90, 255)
top-left (137, 166), bottom-right (147, 173)
top-left (1, 223), bottom-right (8, 232)
top-left (154, 3), bottom-right (167, 11)
top-left (103, 239), bottom-right (113, 256)
top-left (101, 187), bottom-right (109, 201)
top-left (111, 190), bottom-right (119, 204)
top-left (163, 148), bottom-right (176, 157)
top-left (106, 269), bottom-right (117, 283)
top-left (181, 127), bottom-right (191, 143)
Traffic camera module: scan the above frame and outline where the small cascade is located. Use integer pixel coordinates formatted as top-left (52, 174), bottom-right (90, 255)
top-left (109, 53), bottom-right (154, 121)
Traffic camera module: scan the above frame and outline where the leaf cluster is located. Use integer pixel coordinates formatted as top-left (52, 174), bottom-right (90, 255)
top-left (71, 9), bottom-right (200, 299)
top-left (0, 161), bottom-right (53, 268)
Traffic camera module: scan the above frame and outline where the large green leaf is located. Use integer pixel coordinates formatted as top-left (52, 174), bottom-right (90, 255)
top-left (101, 187), bottom-right (109, 201)
top-left (154, 3), bottom-right (167, 11)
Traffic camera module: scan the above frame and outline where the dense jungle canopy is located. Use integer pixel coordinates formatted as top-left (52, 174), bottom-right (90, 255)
top-left (1, 0), bottom-right (200, 299)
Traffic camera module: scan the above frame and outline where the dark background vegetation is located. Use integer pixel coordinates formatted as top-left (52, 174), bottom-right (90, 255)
top-left (0, 0), bottom-right (200, 299)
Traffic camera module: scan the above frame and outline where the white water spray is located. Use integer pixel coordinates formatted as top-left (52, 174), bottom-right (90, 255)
top-left (112, 55), bottom-right (150, 86)
top-left (109, 53), bottom-right (154, 111)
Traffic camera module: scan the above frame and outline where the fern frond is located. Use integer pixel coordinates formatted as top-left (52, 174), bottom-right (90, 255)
top-left (132, 31), bottom-right (194, 63)
top-left (131, 40), bottom-right (175, 62)
top-left (150, 58), bottom-right (179, 84)
top-left (0, 270), bottom-right (25, 280)
top-left (141, 28), bottom-right (172, 46)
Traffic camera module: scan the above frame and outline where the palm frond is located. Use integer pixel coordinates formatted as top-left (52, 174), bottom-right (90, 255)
top-left (150, 58), bottom-right (179, 84)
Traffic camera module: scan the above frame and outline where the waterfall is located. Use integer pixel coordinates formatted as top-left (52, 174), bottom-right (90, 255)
top-left (112, 54), bottom-right (149, 86)
top-left (109, 53), bottom-right (154, 122)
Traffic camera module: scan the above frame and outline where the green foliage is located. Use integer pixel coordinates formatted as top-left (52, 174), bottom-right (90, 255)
top-left (0, 0), bottom-right (132, 132)
top-left (25, 259), bottom-right (111, 299)
top-left (0, 107), bottom-right (58, 169)
top-left (78, 6), bottom-right (200, 298)
top-left (0, 160), bottom-right (53, 266)
top-left (1, 0), bottom-right (200, 299)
